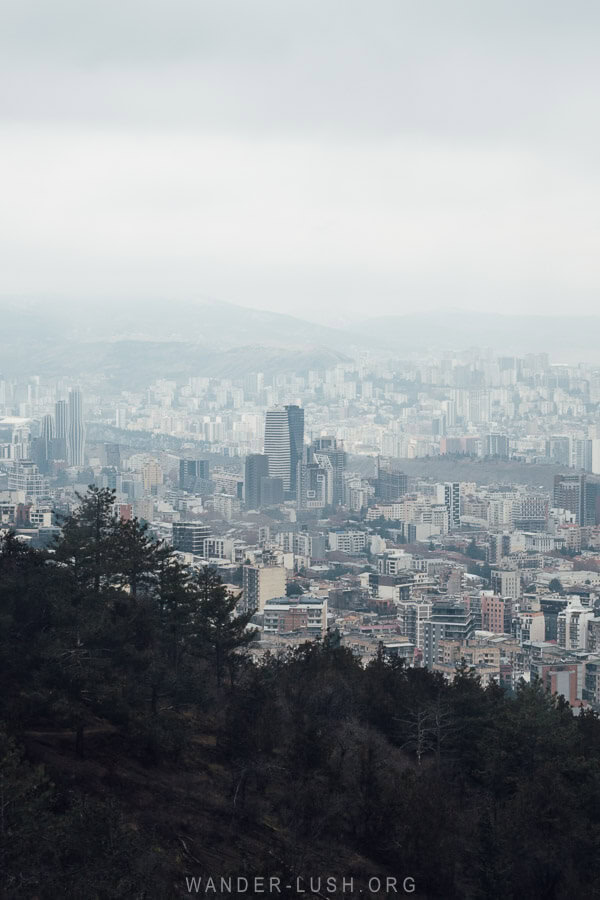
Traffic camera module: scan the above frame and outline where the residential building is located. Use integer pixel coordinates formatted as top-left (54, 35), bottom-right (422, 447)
top-left (437, 482), bottom-right (461, 528)
top-left (491, 569), bottom-right (521, 601)
top-left (328, 530), bottom-right (367, 554)
top-left (481, 593), bottom-right (506, 634)
top-left (142, 460), bottom-right (163, 493)
top-left (557, 600), bottom-right (595, 651)
top-left (243, 563), bottom-right (287, 614)
top-left (530, 659), bottom-right (580, 705)
top-left (263, 595), bottom-right (327, 637)
top-left (423, 600), bottom-right (475, 667)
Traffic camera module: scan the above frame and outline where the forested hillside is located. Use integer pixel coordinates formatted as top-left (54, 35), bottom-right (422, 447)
top-left (2, 488), bottom-right (600, 899)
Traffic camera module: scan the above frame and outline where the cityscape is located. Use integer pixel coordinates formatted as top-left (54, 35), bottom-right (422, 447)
top-left (4, 1), bottom-right (600, 897)
top-left (4, 338), bottom-right (600, 705)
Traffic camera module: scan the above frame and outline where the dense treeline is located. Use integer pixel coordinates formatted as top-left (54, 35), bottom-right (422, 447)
top-left (2, 488), bottom-right (600, 898)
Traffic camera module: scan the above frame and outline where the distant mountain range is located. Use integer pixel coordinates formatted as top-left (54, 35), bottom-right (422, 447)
top-left (352, 311), bottom-right (600, 362)
top-left (1, 298), bottom-right (600, 379)
top-left (0, 297), bottom-right (357, 382)
top-left (0, 296), bottom-right (359, 351)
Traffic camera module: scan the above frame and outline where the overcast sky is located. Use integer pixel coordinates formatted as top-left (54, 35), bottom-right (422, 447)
top-left (1, 0), bottom-right (599, 325)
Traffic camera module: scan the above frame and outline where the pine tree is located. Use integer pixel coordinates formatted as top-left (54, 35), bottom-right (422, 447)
top-left (54, 486), bottom-right (118, 601)
top-left (111, 516), bottom-right (170, 601)
top-left (191, 567), bottom-right (257, 688)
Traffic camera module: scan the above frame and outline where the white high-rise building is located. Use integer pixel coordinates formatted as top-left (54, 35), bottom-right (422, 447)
top-left (558, 600), bottom-right (595, 651)
top-left (264, 406), bottom-right (292, 492)
top-left (67, 389), bottom-right (86, 467)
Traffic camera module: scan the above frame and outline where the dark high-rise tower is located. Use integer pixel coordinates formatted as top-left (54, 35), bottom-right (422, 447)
top-left (244, 453), bottom-right (269, 509)
top-left (172, 522), bottom-right (211, 554)
top-left (554, 473), bottom-right (586, 525)
top-left (179, 458), bottom-right (209, 491)
top-left (105, 443), bottom-right (121, 469)
top-left (284, 404), bottom-right (304, 498)
top-left (67, 389), bottom-right (85, 467)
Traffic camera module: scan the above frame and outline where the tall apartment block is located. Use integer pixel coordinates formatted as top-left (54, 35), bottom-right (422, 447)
top-left (242, 563), bottom-right (287, 614)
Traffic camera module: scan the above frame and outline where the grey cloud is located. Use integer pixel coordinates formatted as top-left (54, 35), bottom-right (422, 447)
top-left (1, 0), bottom-right (600, 321)
top-left (0, 0), bottom-right (599, 145)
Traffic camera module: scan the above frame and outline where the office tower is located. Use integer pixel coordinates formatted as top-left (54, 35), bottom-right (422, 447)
top-left (264, 406), bottom-right (292, 491)
top-left (67, 389), bottom-right (86, 467)
top-left (285, 404), bottom-right (304, 497)
top-left (297, 461), bottom-right (330, 509)
top-left (179, 458), bottom-right (209, 491)
top-left (32, 413), bottom-right (55, 473)
top-left (105, 443), bottom-right (121, 469)
top-left (244, 453), bottom-right (269, 509)
top-left (259, 476), bottom-right (284, 507)
top-left (179, 458), bottom-right (193, 491)
top-left (171, 522), bottom-right (211, 554)
top-left (310, 436), bottom-right (346, 506)
top-left (585, 479), bottom-right (600, 526)
top-left (553, 473), bottom-right (586, 525)
top-left (263, 404), bottom-right (305, 497)
top-left (54, 399), bottom-right (68, 460)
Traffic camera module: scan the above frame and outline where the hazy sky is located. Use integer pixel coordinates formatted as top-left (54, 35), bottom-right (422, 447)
top-left (1, 1), bottom-right (599, 325)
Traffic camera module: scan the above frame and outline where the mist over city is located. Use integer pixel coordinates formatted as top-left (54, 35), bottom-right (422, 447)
top-left (2, 3), bottom-right (600, 899)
